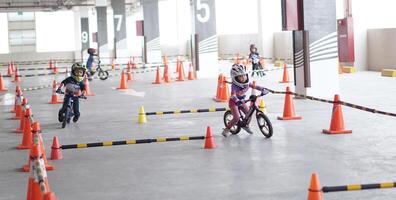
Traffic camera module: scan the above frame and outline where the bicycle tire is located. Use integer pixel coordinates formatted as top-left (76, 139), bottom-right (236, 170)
top-left (98, 70), bottom-right (109, 80)
top-left (256, 111), bottom-right (273, 138)
top-left (61, 109), bottom-right (69, 128)
top-left (223, 110), bottom-right (241, 134)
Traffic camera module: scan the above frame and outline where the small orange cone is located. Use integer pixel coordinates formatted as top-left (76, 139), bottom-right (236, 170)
top-left (7, 62), bottom-right (13, 76)
top-left (322, 95), bottom-right (352, 134)
top-left (307, 173), bottom-right (324, 200)
top-left (13, 90), bottom-right (23, 119)
top-left (188, 63), bottom-right (195, 80)
top-left (277, 87), bottom-right (302, 120)
top-left (84, 78), bottom-right (95, 96)
top-left (50, 136), bottom-right (62, 160)
top-left (17, 108), bottom-right (32, 150)
top-left (127, 65), bottom-right (133, 81)
top-left (0, 73), bottom-right (7, 91)
top-left (16, 98), bottom-right (28, 133)
top-left (259, 57), bottom-right (265, 68)
top-left (204, 126), bottom-right (216, 149)
top-left (117, 70), bottom-right (128, 89)
top-left (152, 67), bottom-right (162, 84)
top-left (163, 64), bottom-right (172, 83)
top-left (49, 80), bottom-right (62, 104)
top-left (111, 59), bottom-right (116, 71)
top-left (23, 122), bottom-right (54, 172)
top-left (53, 61), bottom-right (58, 74)
top-left (11, 86), bottom-right (21, 113)
top-left (214, 75), bottom-right (229, 102)
top-left (49, 60), bottom-right (53, 69)
top-left (280, 63), bottom-right (291, 83)
top-left (43, 192), bottom-right (57, 200)
top-left (176, 59), bottom-right (180, 73)
top-left (13, 66), bottom-right (21, 83)
top-left (177, 62), bottom-right (185, 81)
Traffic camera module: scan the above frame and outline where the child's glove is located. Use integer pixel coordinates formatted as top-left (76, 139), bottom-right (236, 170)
top-left (236, 100), bottom-right (244, 106)
top-left (56, 88), bottom-right (62, 94)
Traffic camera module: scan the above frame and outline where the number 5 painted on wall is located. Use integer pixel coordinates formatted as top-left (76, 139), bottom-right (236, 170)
top-left (196, 0), bottom-right (210, 23)
top-left (114, 14), bottom-right (123, 32)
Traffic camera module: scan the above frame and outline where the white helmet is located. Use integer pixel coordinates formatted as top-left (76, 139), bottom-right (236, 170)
top-left (231, 64), bottom-right (249, 88)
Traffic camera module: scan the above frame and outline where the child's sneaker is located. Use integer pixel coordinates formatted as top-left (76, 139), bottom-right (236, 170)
top-left (242, 126), bottom-right (254, 134)
top-left (221, 128), bottom-right (231, 137)
top-left (73, 115), bottom-right (80, 123)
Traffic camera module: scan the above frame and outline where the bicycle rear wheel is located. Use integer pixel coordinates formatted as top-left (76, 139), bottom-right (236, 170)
top-left (223, 110), bottom-right (241, 134)
top-left (256, 111), bottom-right (273, 138)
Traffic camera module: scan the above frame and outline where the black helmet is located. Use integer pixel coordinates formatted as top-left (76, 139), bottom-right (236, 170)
top-left (87, 48), bottom-right (96, 55)
top-left (250, 44), bottom-right (257, 53)
top-left (71, 63), bottom-right (87, 82)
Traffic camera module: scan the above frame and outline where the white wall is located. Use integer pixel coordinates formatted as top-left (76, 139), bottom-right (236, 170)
top-left (367, 28), bottom-right (396, 71)
top-left (35, 11), bottom-right (76, 52)
top-left (0, 13), bottom-right (9, 54)
top-left (259, 0), bottom-right (282, 59)
top-left (353, 0), bottom-right (396, 70)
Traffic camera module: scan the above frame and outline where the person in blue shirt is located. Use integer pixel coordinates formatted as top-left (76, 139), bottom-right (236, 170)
top-left (56, 63), bottom-right (87, 123)
top-left (86, 48), bottom-right (96, 79)
top-left (249, 44), bottom-right (265, 77)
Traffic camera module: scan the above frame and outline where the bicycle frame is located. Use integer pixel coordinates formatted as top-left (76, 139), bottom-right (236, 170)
top-left (238, 97), bottom-right (259, 127)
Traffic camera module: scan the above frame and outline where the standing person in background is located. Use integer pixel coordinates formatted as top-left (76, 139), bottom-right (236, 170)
top-left (86, 48), bottom-right (96, 80)
top-left (249, 44), bottom-right (265, 77)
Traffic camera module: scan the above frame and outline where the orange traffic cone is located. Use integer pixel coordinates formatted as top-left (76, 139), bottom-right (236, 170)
top-left (260, 58), bottom-right (265, 68)
top-left (117, 70), bottom-right (128, 89)
top-left (84, 78), bottom-right (94, 96)
top-left (23, 122), bottom-right (54, 172)
top-left (127, 65), bottom-right (133, 81)
top-left (53, 61), bottom-right (59, 74)
top-left (307, 173), bottom-right (324, 200)
top-left (0, 73), bottom-right (7, 91)
top-left (277, 87), bottom-right (302, 120)
top-left (112, 59), bottom-right (116, 71)
top-left (43, 192), bottom-right (57, 200)
top-left (26, 145), bottom-right (43, 200)
top-left (163, 64), bottom-right (172, 83)
top-left (49, 60), bottom-right (53, 69)
top-left (11, 86), bottom-right (21, 113)
top-left (13, 66), bottom-right (21, 83)
top-left (176, 59), bottom-right (180, 73)
top-left (7, 62), bottom-right (13, 76)
top-left (11, 61), bottom-right (15, 72)
top-left (65, 68), bottom-right (69, 78)
top-left (17, 108), bottom-right (32, 150)
top-left (280, 63), bottom-right (291, 83)
top-left (204, 126), bottom-right (216, 149)
top-left (177, 62), bottom-right (185, 81)
top-left (49, 80), bottom-right (62, 104)
top-left (322, 95), bottom-right (352, 134)
top-left (214, 74), bottom-right (229, 102)
top-left (50, 136), bottom-right (62, 160)
top-left (152, 67), bottom-right (162, 84)
top-left (13, 90), bottom-right (23, 119)
top-left (16, 98), bottom-right (28, 133)
top-left (188, 63), bottom-right (195, 80)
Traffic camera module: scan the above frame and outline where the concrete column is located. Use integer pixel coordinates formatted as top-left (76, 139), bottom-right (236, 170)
top-left (142, 0), bottom-right (162, 63)
top-left (111, 0), bottom-right (128, 63)
top-left (192, 0), bottom-right (218, 78)
top-left (96, 0), bottom-right (111, 63)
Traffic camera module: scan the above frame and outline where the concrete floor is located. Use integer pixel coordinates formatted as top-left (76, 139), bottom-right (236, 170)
top-left (1, 62), bottom-right (396, 200)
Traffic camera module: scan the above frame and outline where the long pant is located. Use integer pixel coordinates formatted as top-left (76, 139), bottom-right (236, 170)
top-left (226, 101), bottom-right (250, 129)
top-left (59, 94), bottom-right (80, 118)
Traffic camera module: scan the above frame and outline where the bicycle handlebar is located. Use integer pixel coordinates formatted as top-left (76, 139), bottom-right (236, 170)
top-left (56, 90), bottom-right (87, 99)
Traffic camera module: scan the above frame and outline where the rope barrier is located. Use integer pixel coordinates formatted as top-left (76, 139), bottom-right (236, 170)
top-left (264, 88), bottom-right (396, 117)
top-left (22, 84), bottom-right (53, 92)
top-left (145, 107), bottom-right (229, 116)
top-left (322, 182), bottom-right (396, 193)
top-left (60, 136), bottom-right (205, 149)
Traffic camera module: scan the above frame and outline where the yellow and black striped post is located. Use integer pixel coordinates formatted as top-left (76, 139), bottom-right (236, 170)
top-left (322, 182), bottom-right (396, 193)
top-left (145, 107), bottom-right (229, 116)
top-left (60, 136), bottom-right (205, 149)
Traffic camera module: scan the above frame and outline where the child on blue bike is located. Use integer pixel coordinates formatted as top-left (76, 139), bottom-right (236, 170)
top-left (57, 63), bottom-right (87, 123)
top-left (249, 44), bottom-right (265, 77)
top-left (222, 64), bottom-right (269, 137)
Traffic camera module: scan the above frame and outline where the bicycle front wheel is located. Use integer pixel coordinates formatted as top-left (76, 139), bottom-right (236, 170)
top-left (61, 109), bottom-right (69, 128)
top-left (223, 110), bottom-right (241, 134)
top-left (256, 111), bottom-right (273, 138)
top-left (98, 70), bottom-right (109, 80)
